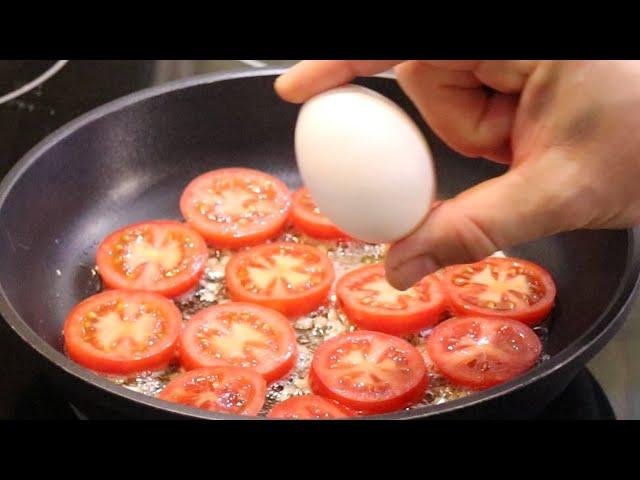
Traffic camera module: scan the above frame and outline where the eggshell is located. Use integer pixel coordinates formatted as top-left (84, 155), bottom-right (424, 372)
top-left (295, 84), bottom-right (435, 243)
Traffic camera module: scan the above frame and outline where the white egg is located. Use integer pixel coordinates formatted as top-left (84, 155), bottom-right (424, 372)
top-left (294, 84), bottom-right (436, 243)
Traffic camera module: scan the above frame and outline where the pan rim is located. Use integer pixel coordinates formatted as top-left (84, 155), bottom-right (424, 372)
top-left (1, 67), bottom-right (639, 420)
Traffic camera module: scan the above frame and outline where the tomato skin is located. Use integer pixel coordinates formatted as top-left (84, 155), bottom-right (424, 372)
top-left (290, 188), bottom-right (348, 240)
top-left (426, 316), bottom-right (543, 390)
top-left (337, 264), bottom-right (448, 335)
top-left (179, 168), bottom-right (291, 249)
top-left (309, 365), bottom-right (428, 416)
top-left (96, 220), bottom-right (208, 299)
top-left (178, 302), bottom-right (297, 382)
top-left (443, 257), bottom-right (556, 326)
top-left (158, 366), bottom-right (266, 416)
top-left (267, 395), bottom-right (353, 419)
top-left (225, 242), bottom-right (335, 317)
top-left (309, 331), bottom-right (428, 414)
top-left (63, 290), bottom-right (183, 375)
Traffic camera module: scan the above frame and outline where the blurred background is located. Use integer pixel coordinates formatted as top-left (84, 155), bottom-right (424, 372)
top-left (0, 60), bottom-right (638, 419)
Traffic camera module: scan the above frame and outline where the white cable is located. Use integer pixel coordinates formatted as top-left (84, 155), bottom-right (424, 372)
top-left (239, 60), bottom-right (267, 68)
top-left (0, 60), bottom-right (69, 105)
top-left (375, 69), bottom-right (396, 79)
top-left (239, 60), bottom-right (395, 79)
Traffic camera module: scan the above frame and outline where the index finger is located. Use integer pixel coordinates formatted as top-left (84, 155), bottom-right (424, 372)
top-left (274, 60), bottom-right (403, 103)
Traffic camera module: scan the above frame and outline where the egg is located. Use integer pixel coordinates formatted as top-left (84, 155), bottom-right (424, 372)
top-left (294, 84), bottom-right (435, 243)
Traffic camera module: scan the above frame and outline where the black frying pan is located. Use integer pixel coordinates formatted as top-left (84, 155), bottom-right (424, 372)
top-left (1, 69), bottom-right (639, 419)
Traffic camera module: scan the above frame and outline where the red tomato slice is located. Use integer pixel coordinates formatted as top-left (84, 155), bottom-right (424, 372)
top-left (96, 220), bottom-right (208, 298)
top-left (158, 366), bottom-right (266, 415)
top-left (291, 188), bottom-right (347, 240)
top-left (179, 168), bottom-right (291, 248)
top-left (309, 330), bottom-right (428, 414)
top-left (63, 290), bottom-right (182, 374)
top-left (225, 242), bottom-right (335, 317)
top-left (337, 264), bottom-right (447, 335)
top-left (179, 302), bottom-right (297, 382)
top-left (267, 395), bottom-right (353, 419)
top-left (426, 316), bottom-right (542, 390)
top-left (443, 257), bottom-right (556, 326)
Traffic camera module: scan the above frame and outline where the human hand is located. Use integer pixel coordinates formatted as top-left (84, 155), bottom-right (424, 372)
top-left (276, 60), bottom-right (640, 289)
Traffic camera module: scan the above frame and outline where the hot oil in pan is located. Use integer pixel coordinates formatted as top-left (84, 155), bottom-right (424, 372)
top-left (107, 230), bottom-right (552, 416)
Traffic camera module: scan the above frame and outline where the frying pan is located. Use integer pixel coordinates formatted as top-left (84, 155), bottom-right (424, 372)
top-left (1, 68), bottom-right (639, 419)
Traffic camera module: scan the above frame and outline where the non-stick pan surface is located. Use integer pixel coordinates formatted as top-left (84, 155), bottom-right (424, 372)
top-left (1, 69), bottom-right (639, 419)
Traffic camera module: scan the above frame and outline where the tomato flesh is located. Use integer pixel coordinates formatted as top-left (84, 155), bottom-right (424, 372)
top-left (179, 168), bottom-right (291, 248)
top-left (226, 242), bottom-right (335, 317)
top-left (426, 316), bottom-right (542, 390)
top-left (337, 264), bottom-right (447, 335)
top-left (291, 188), bottom-right (347, 240)
top-left (179, 302), bottom-right (297, 382)
top-left (309, 330), bottom-right (428, 414)
top-left (267, 395), bottom-right (352, 419)
top-left (443, 257), bottom-right (556, 326)
top-left (63, 290), bottom-right (182, 374)
top-left (158, 366), bottom-right (266, 415)
top-left (96, 220), bottom-right (208, 298)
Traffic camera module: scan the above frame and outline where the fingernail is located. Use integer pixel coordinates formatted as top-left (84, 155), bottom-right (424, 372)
top-left (385, 255), bottom-right (440, 291)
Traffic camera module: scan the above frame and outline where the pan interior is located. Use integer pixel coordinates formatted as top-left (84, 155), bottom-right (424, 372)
top-left (0, 73), bottom-right (629, 411)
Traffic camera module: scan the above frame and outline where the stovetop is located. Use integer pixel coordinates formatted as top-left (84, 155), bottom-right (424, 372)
top-left (0, 60), bottom-right (621, 420)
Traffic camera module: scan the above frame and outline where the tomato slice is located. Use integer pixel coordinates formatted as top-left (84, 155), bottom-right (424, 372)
top-left (158, 366), bottom-right (266, 415)
top-left (63, 290), bottom-right (182, 374)
top-left (443, 257), bottom-right (556, 326)
top-left (291, 188), bottom-right (347, 240)
top-left (96, 220), bottom-right (208, 298)
top-left (426, 316), bottom-right (542, 390)
top-left (179, 302), bottom-right (297, 382)
top-left (179, 168), bottom-right (291, 248)
top-left (225, 242), bottom-right (335, 317)
top-left (267, 395), bottom-right (353, 419)
top-left (337, 264), bottom-right (447, 335)
top-left (309, 330), bottom-right (428, 414)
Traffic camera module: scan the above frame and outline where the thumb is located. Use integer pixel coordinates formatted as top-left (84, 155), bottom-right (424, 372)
top-left (385, 152), bottom-right (588, 290)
